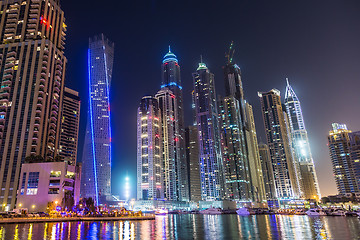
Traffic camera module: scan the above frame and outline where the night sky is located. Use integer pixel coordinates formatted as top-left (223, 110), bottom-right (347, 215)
top-left (61, 0), bottom-right (360, 198)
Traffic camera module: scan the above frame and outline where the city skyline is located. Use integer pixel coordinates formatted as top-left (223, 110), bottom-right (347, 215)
top-left (61, 0), bottom-right (360, 198)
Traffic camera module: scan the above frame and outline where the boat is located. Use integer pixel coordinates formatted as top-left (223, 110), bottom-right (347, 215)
top-left (328, 209), bottom-right (346, 216)
top-left (155, 209), bottom-right (168, 215)
top-left (294, 209), bottom-right (306, 215)
top-left (306, 209), bottom-right (326, 216)
top-left (236, 208), bottom-right (250, 216)
top-left (199, 207), bottom-right (223, 215)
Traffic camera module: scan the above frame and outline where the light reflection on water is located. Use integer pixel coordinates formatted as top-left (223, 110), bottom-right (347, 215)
top-left (0, 215), bottom-right (359, 239)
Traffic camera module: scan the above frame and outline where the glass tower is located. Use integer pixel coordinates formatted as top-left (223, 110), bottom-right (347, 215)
top-left (137, 96), bottom-right (163, 200)
top-left (155, 88), bottom-right (181, 201)
top-left (328, 123), bottom-right (359, 194)
top-left (81, 34), bottom-right (114, 205)
top-left (258, 89), bottom-right (300, 200)
top-left (218, 96), bottom-right (251, 201)
top-left (160, 47), bottom-right (188, 201)
top-left (193, 61), bottom-right (224, 201)
top-left (284, 79), bottom-right (321, 200)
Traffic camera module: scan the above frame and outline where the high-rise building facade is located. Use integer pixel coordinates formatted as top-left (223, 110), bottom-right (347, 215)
top-left (136, 96), bottom-right (162, 200)
top-left (349, 132), bottom-right (360, 193)
top-left (244, 102), bottom-right (267, 203)
top-left (328, 123), bottom-right (359, 194)
top-left (160, 48), bottom-right (188, 201)
top-left (155, 88), bottom-right (182, 201)
top-left (185, 126), bottom-right (201, 202)
top-left (218, 96), bottom-right (251, 201)
top-left (81, 34), bottom-right (114, 204)
top-left (284, 79), bottom-right (320, 200)
top-left (0, 0), bottom-right (67, 210)
top-left (258, 143), bottom-right (278, 206)
top-left (59, 87), bottom-right (80, 164)
top-left (193, 61), bottom-right (223, 201)
top-left (222, 47), bottom-right (266, 203)
top-left (258, 89), bottom-right (300, 200)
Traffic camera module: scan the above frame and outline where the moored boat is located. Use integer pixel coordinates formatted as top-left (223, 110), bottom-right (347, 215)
top-left (199, 207), bottom-right (223, 215)
top-left (306, 209), bottom-right (326, 216)
top-left (236, 208), bottom-right (251, 216)
top-left (155, 209), bottom-right (168, 215)
top-left (328, 208), bottom-right (346, 216)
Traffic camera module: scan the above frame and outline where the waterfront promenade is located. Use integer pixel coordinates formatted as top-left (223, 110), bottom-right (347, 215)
top-left (0, 215), bottom-right (155, 224)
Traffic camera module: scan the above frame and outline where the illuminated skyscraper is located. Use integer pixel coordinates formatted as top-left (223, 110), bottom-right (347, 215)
top-left (185, 126), bottom-right (201, 202)
top-left (155, 88), bottom-right (182, 201)
top-left (193, 60), bottom-right (224, 201)
top-left (136, 97), bottom-right (162, 200)
top-left (0, 0), bottom-right (67, 210)
top-left (222, 44), bottom-right (266, 203)
top-left (284, 79), bottom-right (320, 200)
top-left (59, 87), bottom-right (80, 164)
top-left (218, 96), bottom-right (251, 201)
top-left (258, 143), bottom-right (278, 206)
top-left (258, 89), bottom-right (300, 200)
top-left (244, 102), bottom-right (267, 203)
top-left (81, 34), bottom-right (114, 204)
top-left (160, 47), bottom-right (188, 201)
top-left (328, 123), bottom-right (360, 194)
top-left (349, 131), bottom-right (360, 193)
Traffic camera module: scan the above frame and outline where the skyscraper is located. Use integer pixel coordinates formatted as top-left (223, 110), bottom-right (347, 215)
top-left (244, 102), bottom-right (267, 203)
top-left (59, 87), bottom-right (80, 164)
top-left (349, 132), bottom-right (360, 193)
top-left (218, 96), bottom-right (251, 201)
top-left (258, 143), bottom-right (278, 206)
top-left (160, 47), bottom-right (188, 201)
top-left (222, 45), bottom-right (266, 203)
top-left (258, 89), bottom-right (300, 200)
top-left (155, 88), bottom-right (181, 201)
top-left (137, 96), bottom-right (162, 200)
top-left (0, 0), bottom-right (67, 210)
top-left (193, 60), bottom-right (224, 201)
top-left (185, 126), bottom-right (201, 202)
top-left (284, 79), bottom-right (321, 200)
top-left (328, 123), bottom-right (359, 194)
top-left (81, 34), bottom-right (114, 204)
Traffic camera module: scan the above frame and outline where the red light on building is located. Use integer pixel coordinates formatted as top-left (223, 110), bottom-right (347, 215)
top-left (174, 137), bottom-right (179, 142)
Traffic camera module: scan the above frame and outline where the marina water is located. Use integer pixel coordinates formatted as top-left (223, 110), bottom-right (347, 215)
top-left (0, 214), bottom-right (359, 239)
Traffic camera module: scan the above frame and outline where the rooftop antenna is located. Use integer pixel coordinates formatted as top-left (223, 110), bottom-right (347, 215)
top-left (200, 54), bottom-right (203, 63)
top-left (168, 45), bottom-right (171, 53)
top-left (225, 41), bottom-right (235, 64)
top-left (286, 77), bottom-right (290, 86)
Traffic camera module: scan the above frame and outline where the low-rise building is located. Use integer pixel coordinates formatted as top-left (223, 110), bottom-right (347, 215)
top-left (16, 160), bottom-right (81, 212)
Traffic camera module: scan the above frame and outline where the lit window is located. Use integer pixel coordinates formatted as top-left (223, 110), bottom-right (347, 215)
top-left (50, 171), bottom-right (61, 178)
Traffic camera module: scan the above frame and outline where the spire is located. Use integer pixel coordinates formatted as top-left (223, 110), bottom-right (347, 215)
top-left (284, 78), bottom-right (299, 102)
top-left (225, 41), bottom-right (235, 64)
top-left (197, 55), bottom-right (208, 71)
top-left (163, 46), bottom-right (178, 64)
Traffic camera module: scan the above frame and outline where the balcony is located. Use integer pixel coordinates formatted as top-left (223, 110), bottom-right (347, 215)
top-left (3, 74), bottom-right (13, 79)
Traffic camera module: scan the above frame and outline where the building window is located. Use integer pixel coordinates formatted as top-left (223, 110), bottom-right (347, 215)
top-left (26, 172), bottom-right (39, 195)
top-left (48, 188), bottom-right (59, 194)
top-left (63, 181), bottom-right (73, 187)
top-left (65, 171), bottom-right (75, 179)
top-left (20, 172), bottom-right (26, 195)
top-left (50, 171), bottom-right (61, 178)
top-left (49, 180), bottom-right (60, 186)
